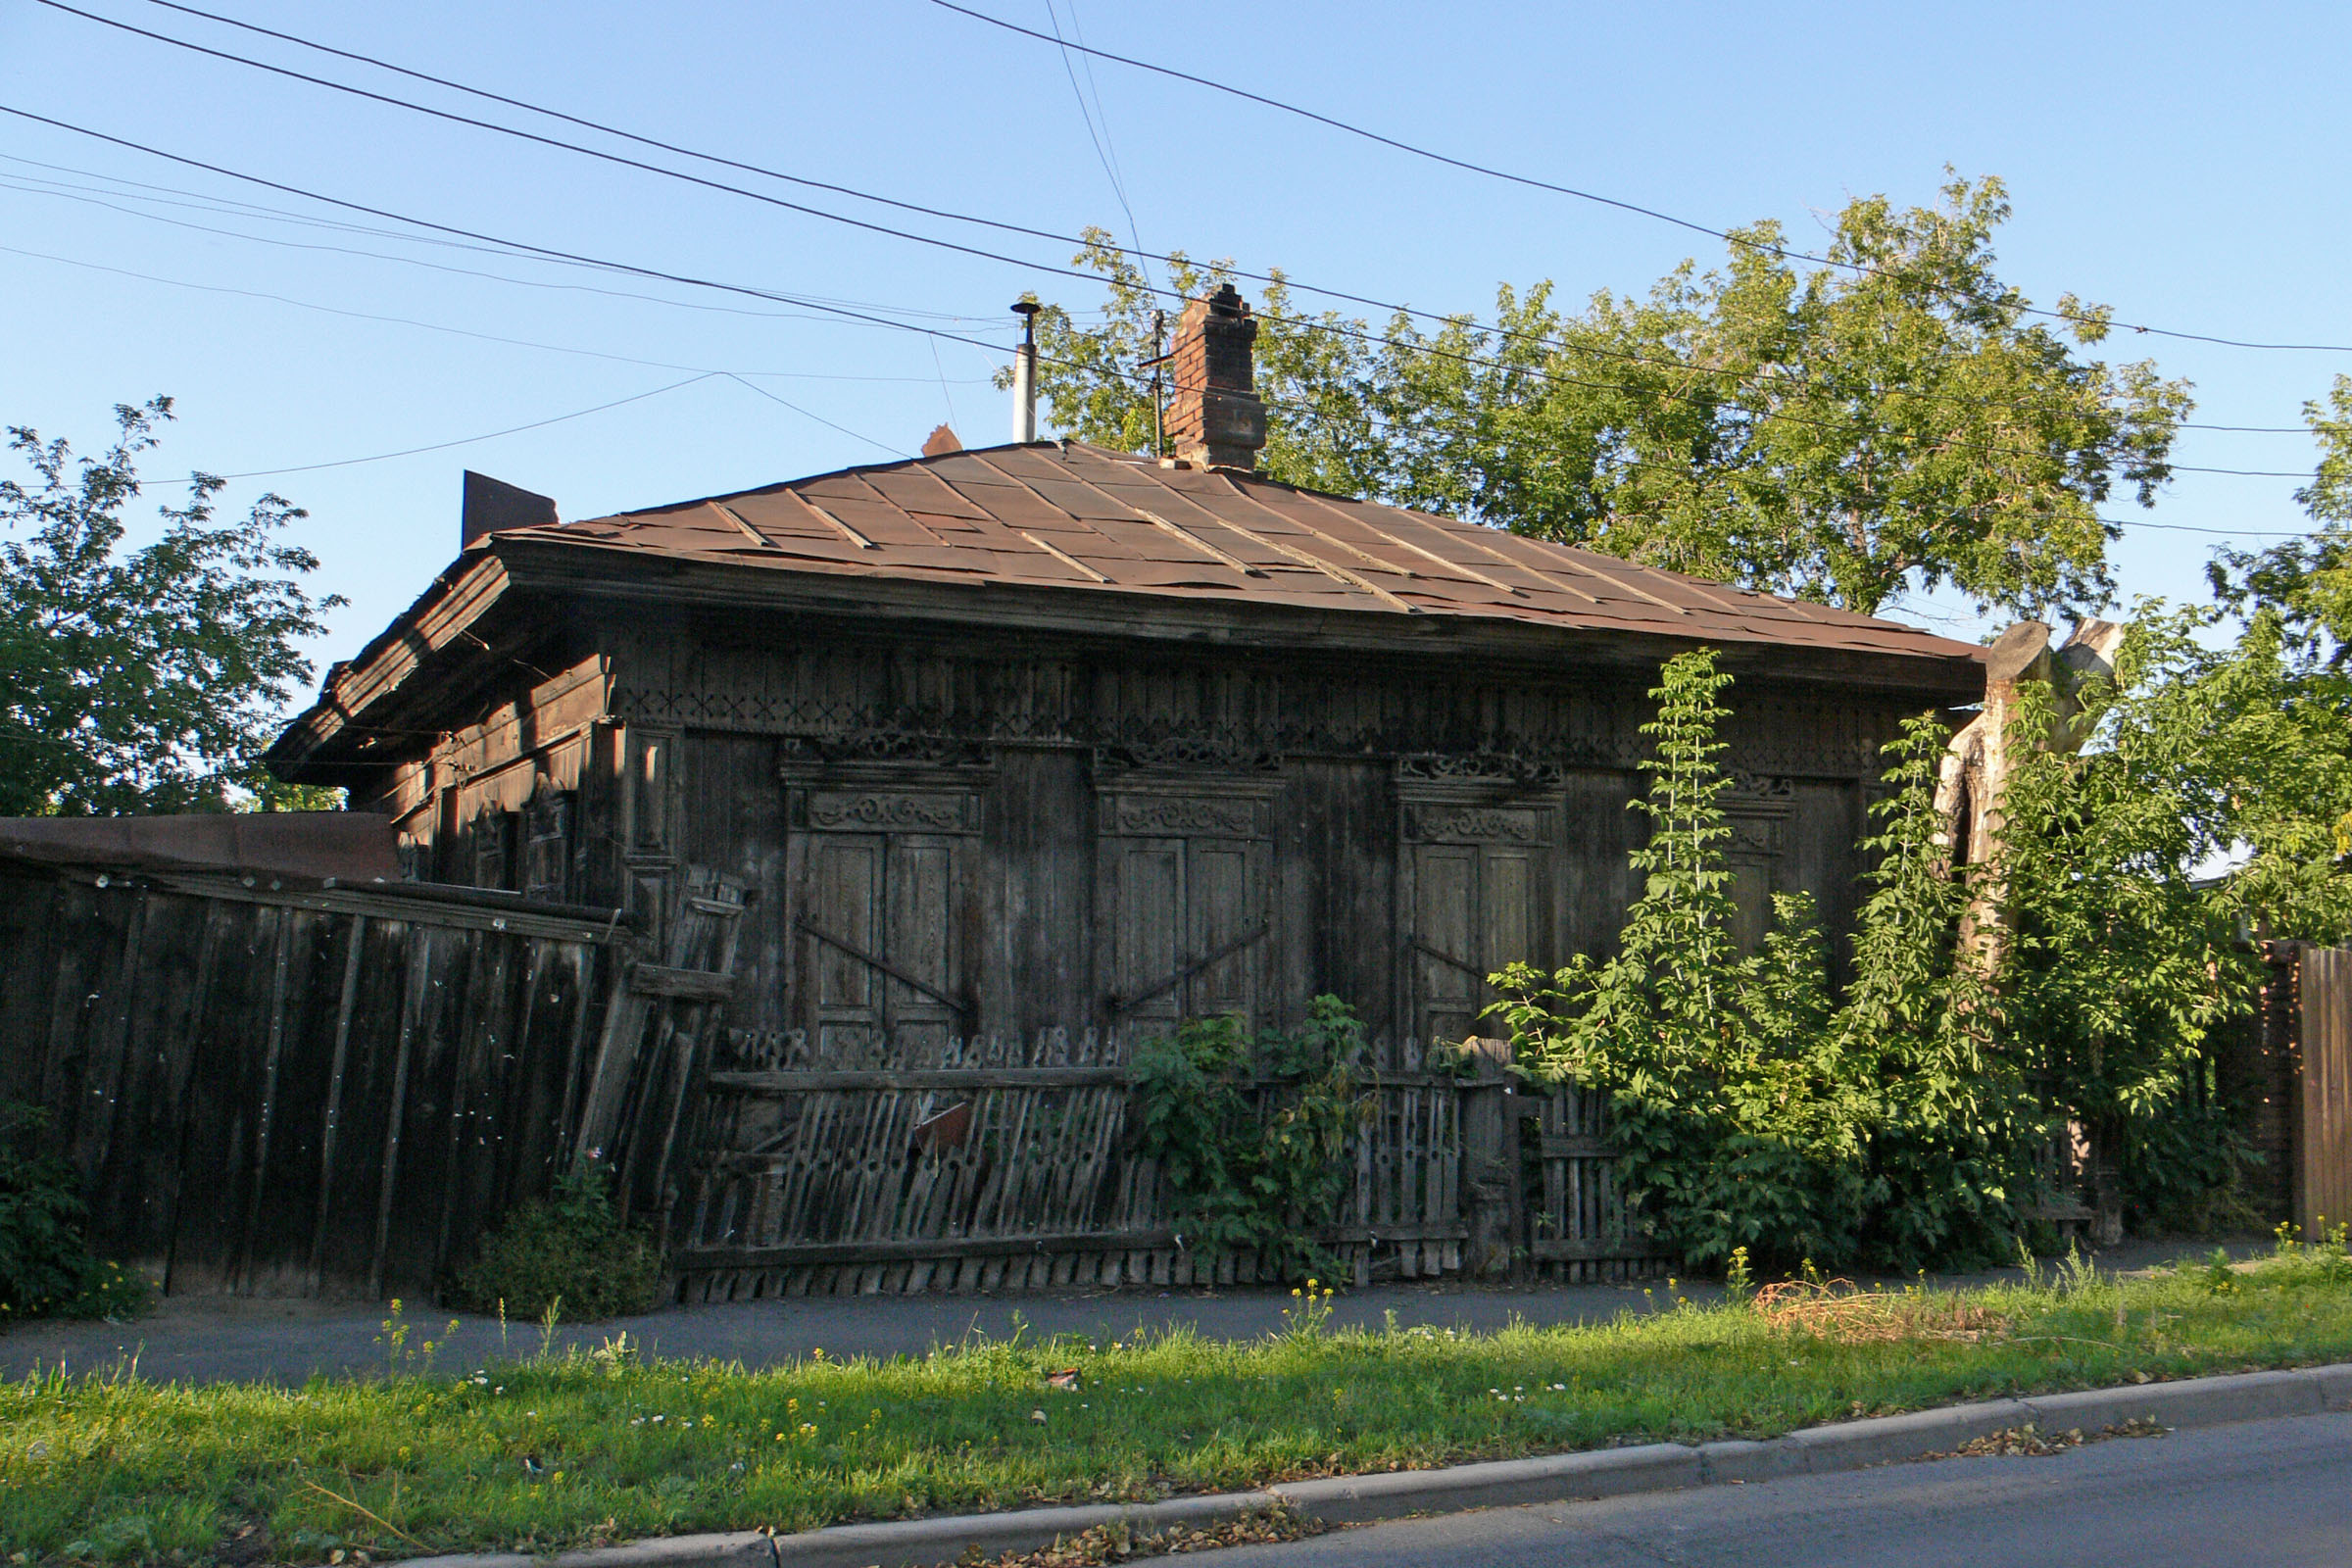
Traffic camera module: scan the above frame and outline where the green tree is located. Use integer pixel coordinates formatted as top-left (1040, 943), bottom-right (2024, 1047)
top-left (1026, 177), bottom-right (2187, 621)
top-left (2209, 374), bottom-right (2352, 661)
top-left (1993, 650), bottom-right (2258, 1230)
top-left (0, 398), bottom-right (342, 815)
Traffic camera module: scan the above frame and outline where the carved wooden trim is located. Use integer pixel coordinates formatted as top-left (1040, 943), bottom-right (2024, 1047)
top-left (1397, 752), bottom-right (1565, 787)
top-left (1403, 804), bottom-right (1552, 845)
top-left (801, 790), bottom-right (980, 834)
top-left (615, 645), bottom-right (1921, 783)
top-left (1723, 801), bottom-right (1790, 860)
top-left (1099, 794), bottom-right (1271, 839)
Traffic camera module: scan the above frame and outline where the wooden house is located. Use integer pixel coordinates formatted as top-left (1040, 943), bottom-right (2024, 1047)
top-left (267, 288), bottom-right (1986, 1062)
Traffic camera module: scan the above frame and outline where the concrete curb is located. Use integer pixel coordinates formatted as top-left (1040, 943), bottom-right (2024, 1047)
top-left (400, 1361), bottom-right (2352, 1568)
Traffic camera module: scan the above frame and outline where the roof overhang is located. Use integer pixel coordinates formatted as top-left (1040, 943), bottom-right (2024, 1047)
top-left (270, 532), bottom-right (1987, 782)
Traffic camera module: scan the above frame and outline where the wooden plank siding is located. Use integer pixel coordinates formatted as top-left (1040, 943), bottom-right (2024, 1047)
top-left (0, 858), bottom-right (630, 1299)
top-left (2297, 944), bottom-right (2352, 1240)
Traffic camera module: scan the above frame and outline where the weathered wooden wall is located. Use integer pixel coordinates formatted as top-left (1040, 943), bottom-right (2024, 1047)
top-left (0, 858), bottom-right (629, 1298)
top-left (314, 609), bottom-right (1946, 1298)
top-left (547, 625), bottom-right (1920, 1054)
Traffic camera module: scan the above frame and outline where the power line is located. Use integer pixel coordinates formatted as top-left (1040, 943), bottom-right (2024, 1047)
top-left (6, 197), bottom-right (2304, 548)
top-left (5, 46), bottom-right (2308, 495)
top-left (720, 372), bottom-right (906, 458)
top-left (217, 373), bottom-right (721, 477)
top-left (1042, 0), bottom-right (1147, 284)
top-left (0, 149), bottom-right (1012, 323)
top-left (1, 100), bottom-right (2327, 510)
top-left (8, 97), bottom-right (2326, 514)
top-left (0, 240), bottom-right (984, 384)
top-left (64, 0), bottom-right (2299, 448)
top-left (36, 0), bottom-right (1147, 291)
top-left (0, 179), bottom-right (1002, 350)
top-left (2105, 517), bottom-right (2306, 539)
top-left (930, 0), bottom-right (2352, 358)
top-left (0, 173), bottom-right (1018, 350)
top-left (0, 103), bottom-right (1037, 361)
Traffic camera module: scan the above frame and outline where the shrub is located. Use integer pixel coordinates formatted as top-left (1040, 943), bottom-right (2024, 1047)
top-left (450, 1159), bottom-right (664, 1321)
top-left (1131, 996), bottom-right (1367, 1282)
top-left (0, 1102), bottom-right (155, 1327)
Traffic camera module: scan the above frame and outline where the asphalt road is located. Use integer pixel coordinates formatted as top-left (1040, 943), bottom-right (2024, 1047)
top-left (1203, 1411), bottom-right (2352, 1567)
top-left (0, 1238), bottom-right (2257, 1386)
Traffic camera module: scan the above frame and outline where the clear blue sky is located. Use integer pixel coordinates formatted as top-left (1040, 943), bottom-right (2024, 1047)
top-left (4, 0), bottom-right (2347, 669)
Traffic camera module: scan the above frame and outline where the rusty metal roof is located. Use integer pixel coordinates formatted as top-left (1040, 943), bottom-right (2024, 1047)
top-left (487, 441), bottom-right (1980, 663)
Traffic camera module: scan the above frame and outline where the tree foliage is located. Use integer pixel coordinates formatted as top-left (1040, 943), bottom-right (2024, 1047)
top-left (1498, 643), bottom-right (2260, 1274)
top-left (1023, 177), bottom-right (2187, 621)
top-left (1495, 651), bottom-right (1880, 1271)
top-left (2208, 374), bottom-right (2352, 661)
top-left (0, 398), bottom-right (342, 815)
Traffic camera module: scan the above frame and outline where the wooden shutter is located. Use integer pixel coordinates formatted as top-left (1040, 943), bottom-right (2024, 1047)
top-left (471, 808), bottom-right (515, 891)
top-left (1403, 801), bottom-right (1553, 1050)
top-left (791, 788), bottom-right (978, 1060)
top-left (1098, 791), bottom-right (1274, 1032)
top-left (522, 787), bottom-right (573, 902)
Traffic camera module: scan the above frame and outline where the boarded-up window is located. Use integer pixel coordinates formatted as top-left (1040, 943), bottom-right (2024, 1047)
top-left (471, 808), bottom-right (515, 891)
top-left (1403, 802), bottom-right (1551, 1050)
top-left (623, 728), bottom-right (679, 947)
top-left (522, 787), bottom-right (573, 903)
top-left (1723, 797), bottom-right (1792, 954)
top-left (792, 789), bottom-right (978, 1061)
top-left (1098, 792), bottom-right (1273, 1032)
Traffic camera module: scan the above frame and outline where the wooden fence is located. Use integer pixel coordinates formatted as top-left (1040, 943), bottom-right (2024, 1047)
top-left (0, 855), bottom-right (738, 1300)
top-left (2295, 945), bottom-right (2352, 1239)
top-left (1525, 1082), bottom-right (1672, 1282)
top-left (3, 846), bottom-right (1683, 1300)
top-left (675, 1028), bottom-right (1489, 1298)
top-left (672, 1029), bottom-right (1668, 1298)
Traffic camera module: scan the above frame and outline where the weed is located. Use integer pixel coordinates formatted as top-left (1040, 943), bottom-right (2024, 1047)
top-left (1724, 1247), bottom-right (1754, 1302)
top-left (1280, 1281), bottom-right (1338, 1342)
top-left (452, 1161), bottom-right (662, 1322)
top-left (7, 1252), bottom-right (2352, 1564)
top-left (0, 1102), bottom-right (155, 1328)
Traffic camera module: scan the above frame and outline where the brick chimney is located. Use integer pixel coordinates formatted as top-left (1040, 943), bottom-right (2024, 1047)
top-left (1163, 283), bottom-right (1265, 470)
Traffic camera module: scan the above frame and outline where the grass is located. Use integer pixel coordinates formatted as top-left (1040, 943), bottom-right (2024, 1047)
top-left (6, 1241), bottom-right (2352, 1566)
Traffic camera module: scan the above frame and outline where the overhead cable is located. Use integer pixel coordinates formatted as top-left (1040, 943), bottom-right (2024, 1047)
top-left (57, 0), bottom-right (2304, 447)
top-left (929, 0), bottom-right (2352, 357)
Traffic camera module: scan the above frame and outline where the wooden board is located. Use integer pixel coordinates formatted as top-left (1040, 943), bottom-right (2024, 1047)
top-left (0, 860), bottom-right (628, 1300)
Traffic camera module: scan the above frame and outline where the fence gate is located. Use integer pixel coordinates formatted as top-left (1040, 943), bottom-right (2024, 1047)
top-left (1522, 1082), bottom-right (1671, 1281)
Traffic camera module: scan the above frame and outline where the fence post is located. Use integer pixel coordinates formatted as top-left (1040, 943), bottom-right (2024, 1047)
top-left (1459, 1036), bottom-right (1521, 1280)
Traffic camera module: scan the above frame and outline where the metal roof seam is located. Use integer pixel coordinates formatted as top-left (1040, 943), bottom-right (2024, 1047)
top-left (1473, 528), bottom-right (1692, 615)
top-left (709, 501), bottom-right (778, 550)
top-left (1260, 486), bottom-right (1431, 581)
top-left (1194, 480), bottom-right (1424, 613)
top-left (786, 490), bottom-right (877, 551)
top-left (1194, 507), bottom-right (1419, 614)
top-left (1015, 529), bottom-right (1111, 582)
top-left (1406, 514), bottom-right (1603, 607)
top-left (1130, 508), bottom-right (1270, 580)
top-left (1306, 500), bottom-right (1532, 600)
top-left (843, 471), bottom-right (952, 547)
